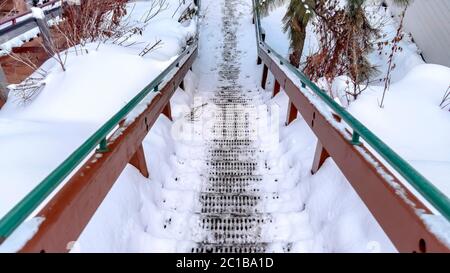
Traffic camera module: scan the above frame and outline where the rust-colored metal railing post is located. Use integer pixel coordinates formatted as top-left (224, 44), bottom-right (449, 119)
top-left (272, 80), bottom-right (280, 97)
top-left (311, 114), bottom-right (341, 174)
top-left (179, 80), bottom-right (185, 91)
top-left (284, 59), bottom-right (302, 126)
top-left (129, 144), bottom-right (149, 178)
top-left (285, 101), bottom-right (298, 125)
top-left (261, 64), bottom-right (268, 89)
top-left (311, 141), bottom-right (329, 174)
top-left (162, 102), bottom-right (173, 121)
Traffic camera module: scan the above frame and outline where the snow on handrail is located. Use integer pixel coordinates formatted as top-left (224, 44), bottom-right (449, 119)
top-left (0, 0), bottom-right (61, 27)
top-left (0, 5), bottom-right (62, 46)
top-left (252, 0), bottom-right (450, 221)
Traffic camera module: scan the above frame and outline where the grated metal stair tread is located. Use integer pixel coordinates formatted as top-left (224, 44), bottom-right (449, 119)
top-left (188, 0), bottom-right (296, 253)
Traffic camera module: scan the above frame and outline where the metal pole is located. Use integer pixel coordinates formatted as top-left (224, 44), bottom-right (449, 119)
top-left (34, 16), bottom-right (55, 57)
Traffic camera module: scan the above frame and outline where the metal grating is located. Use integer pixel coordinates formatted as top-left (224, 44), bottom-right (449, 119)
top-left (191, 244), bottom-right (266, 253)
top-left (196, 216), bottom-right (271, 244)
top-left (200, 193), bottom-right (261, 214)
top-left (192, 0), bottom-right (272, 253)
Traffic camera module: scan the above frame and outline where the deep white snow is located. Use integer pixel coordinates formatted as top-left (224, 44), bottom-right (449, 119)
top-left (0, 0), bottom-right (448, 253)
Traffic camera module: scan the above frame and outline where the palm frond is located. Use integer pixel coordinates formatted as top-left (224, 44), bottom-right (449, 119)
top-left (256, 0), bottom-right (288, 16)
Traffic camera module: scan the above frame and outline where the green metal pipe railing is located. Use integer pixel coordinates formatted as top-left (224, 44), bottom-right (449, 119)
top-left (252, 0), bottom-right (450, 221)
top-left (0, 6), bottom-right (200, 243)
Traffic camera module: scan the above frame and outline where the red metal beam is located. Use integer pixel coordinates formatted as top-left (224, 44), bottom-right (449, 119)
top-left (12, 46), bottom-right (45, 54)
top-left (261, 64), bottom-right (268, 89)
top-left (285, 101), bottom-right (298, 126)
top-left (272, 80), bottom-right (280, 97)
top-left (311, 140), bottom-right (329, 175)
top-left (129, 144), bottom-right (149, 178)
top-left (258, 47), bottom-right (449, 253)
top-left (162, 102), bottom-right (173, 121)
top-left (19, 48), bottom-right (197, 253)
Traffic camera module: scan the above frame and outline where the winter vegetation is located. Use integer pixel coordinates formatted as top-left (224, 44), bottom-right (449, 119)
top-left (440, 86), bottom-right (450, 111)
top-left (258, 0), bottom-right (412, 103)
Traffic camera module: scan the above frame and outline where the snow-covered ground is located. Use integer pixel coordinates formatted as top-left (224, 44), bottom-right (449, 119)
top-left (1, 0), bottom-right (448, 253)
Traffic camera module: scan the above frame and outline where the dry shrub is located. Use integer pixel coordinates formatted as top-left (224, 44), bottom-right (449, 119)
top-left (10, 76), bottom-right (46, 105)
top-left (440, 86), bottom-right (450, 110)
top-left (57, 0), bottom-right (129, 46)
top-left (304, 0), bottom-right (378, 102)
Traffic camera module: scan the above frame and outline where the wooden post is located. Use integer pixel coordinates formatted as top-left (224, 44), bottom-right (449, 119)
top-left (261, 64), bottom-right (268, 89)
top-left (0, 66), bottom-right (8, 108)
top-left (311, 141), bottom-right (330, 174)
top-left (179, 80), bottom-right (185, 91)
top-left (285, 101), bottom-right (298, 125)
top-left (311, 114), bottom-right (341, 174)
top-left (162, 102), bottom-right (172, 121)
top-left (272, 80), bottom-right (280, 97)
top-left (129, 144), bottom-right (149, 178)
top-left (34, 12), bottom-right (55, 57)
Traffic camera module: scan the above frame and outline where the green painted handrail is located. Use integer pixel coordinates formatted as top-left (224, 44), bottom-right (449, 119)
top-left (0, 41), bottom-right (198, 243)
top-left (253, 0), bottom-right (450, 221)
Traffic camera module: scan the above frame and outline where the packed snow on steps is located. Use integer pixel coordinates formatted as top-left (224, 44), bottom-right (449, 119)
top-left (0, 0), bottom-right (197, 252)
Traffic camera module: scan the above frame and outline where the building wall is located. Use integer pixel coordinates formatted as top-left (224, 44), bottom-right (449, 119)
top-left (387, 0), bottom-right (450, 67)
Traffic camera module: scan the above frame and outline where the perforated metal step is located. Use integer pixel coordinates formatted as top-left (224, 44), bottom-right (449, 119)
top-left (191, 244), bottom-right (266, 253)
top-left (208, 149), bottom-right (260, 161)
top-left (200, 193), bottom-right (261, 214)
top-left (202, 178), bottom-right (261, 194)
top-left (211, 139), bottom-right (253, 145)
top-left (202, 184), bottom-right (261, 194)
top-left (197, 215), bottom-right (271, 244)
top-left (207, 161), bottom-right (257, 172)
